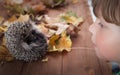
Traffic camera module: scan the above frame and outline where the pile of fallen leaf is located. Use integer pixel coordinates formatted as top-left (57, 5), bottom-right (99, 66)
top-left (0, 11), bottom-right (83, 62)
top-left (0, 0), bottom-right (83, 62)
top-left (36, 11), bottom-right (83, 52)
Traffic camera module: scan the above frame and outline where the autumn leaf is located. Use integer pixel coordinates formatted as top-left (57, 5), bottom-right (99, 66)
top-left (48, 34), bottom-right (60, 52)
top-left (8, 15), bottom-right (18, 22)
top-left (17, 14), bottom-right (29, 22)
top-left (55, 31), bottom-right (72, 52)
top-left (60, 11), bottom-right (83, 26)
top-left (41, 57), bottom-right (48, 62)
top-left (0, 16), bottom-right (4, 25)
top-left (54, 23), bottom-right (69, 35)
top-left (1, 14), bottom-right (29, 30)
top-left (0, 27), bottom-right (6, 32)
top-left (48, 31), bottom-right (72, 52)
top-left (37, 23), bottom-right (49, 36)
top-left (49, 34), bottom-right (60, 46)
top-left (0, 20), bottom-right (14, 62)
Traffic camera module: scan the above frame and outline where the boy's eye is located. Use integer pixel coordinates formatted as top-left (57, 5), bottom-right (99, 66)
top-left (98, 23), bottom-right (104, 28)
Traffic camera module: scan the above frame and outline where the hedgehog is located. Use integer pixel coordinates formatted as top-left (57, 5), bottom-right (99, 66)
top-left (5, 21), bottom-right (48, 62)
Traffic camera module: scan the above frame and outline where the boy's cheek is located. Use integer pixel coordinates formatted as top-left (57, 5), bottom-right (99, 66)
top-left (96, 37), bottom-right (120, 62)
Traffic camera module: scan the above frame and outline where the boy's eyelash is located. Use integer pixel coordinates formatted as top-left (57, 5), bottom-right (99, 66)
top-left (98, 23), bottom-right (104, 28)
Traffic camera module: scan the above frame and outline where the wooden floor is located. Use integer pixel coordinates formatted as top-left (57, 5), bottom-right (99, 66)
top-left (0, 0), bottom-right (113, 75)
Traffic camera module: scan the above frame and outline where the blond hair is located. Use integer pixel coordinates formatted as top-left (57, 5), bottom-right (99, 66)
top-left (92, 0), bottom-right (120, 25)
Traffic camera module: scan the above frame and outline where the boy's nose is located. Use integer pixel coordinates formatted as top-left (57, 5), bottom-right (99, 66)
top-left (89, 24), bottom-right (94, 33)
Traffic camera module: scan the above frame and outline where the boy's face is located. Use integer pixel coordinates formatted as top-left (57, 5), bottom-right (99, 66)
top-left (89, 17), bottom-right (120, 63)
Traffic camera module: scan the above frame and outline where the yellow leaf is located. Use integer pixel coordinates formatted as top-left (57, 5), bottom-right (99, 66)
top-left (17, 14), bottom-right (30, 22)
top-left (0, 24), bottom-right (8, 33)
top-left (73, 17), bottom-right (83, 26)
top-left (61, 15), bottom-right (73, 23)
top-left (48, 45), bottom-right (58, 52)
top-left (60, 12), bottom-right (83, 26)
top-left (49, 34), bottom-right (60, 46)
top-left (56, 32), bottom-right (72, 52)
top-left (0, 27), bottom-right (6, 32)
top-left (48, 34), bottom-right (60, 52)
top-left (48, 32), bottom-right (72, 52)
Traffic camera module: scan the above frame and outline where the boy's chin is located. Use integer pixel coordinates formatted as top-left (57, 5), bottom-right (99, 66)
top-left (94, 47), bottom-right (109, 62)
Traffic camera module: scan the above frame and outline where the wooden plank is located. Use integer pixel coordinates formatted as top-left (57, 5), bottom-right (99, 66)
top-left (99, 60), bottom-right (113, 75)
top-left (0, 61), bottom-right (24, 75)
top-left (62, 50), bottom-right (102, 75)
top-left (21, 52), bottom-right (62, 75)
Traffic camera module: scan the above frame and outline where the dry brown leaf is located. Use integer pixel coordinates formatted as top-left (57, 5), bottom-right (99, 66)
top-left (0, 16), bottom-right (4, 25)
top-left (17, 14), bottom-right (29, 22)
top-left (31, 4), bottom-right (46, 13)
top-left (37, 24), bottom-right (49, 36)
top-left (8, 15), bottom-right (18, 22)
top-left (41, 57), bottom-right (48, 62)
top-left (47, 29), bottom-right (56, 37)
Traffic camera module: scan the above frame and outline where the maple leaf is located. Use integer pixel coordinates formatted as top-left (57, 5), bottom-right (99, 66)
top-left (48, 31), bottom-right (72, 52)
top-left (55, 31), bottom-right (72, 52)
top-left (49, 34), bottom-right (60, 46)
top-left (60, 11), bottom-right (83, 26)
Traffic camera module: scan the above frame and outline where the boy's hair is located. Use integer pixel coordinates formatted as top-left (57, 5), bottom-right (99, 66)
top-left (92, 0), bottom-right (120, 25)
